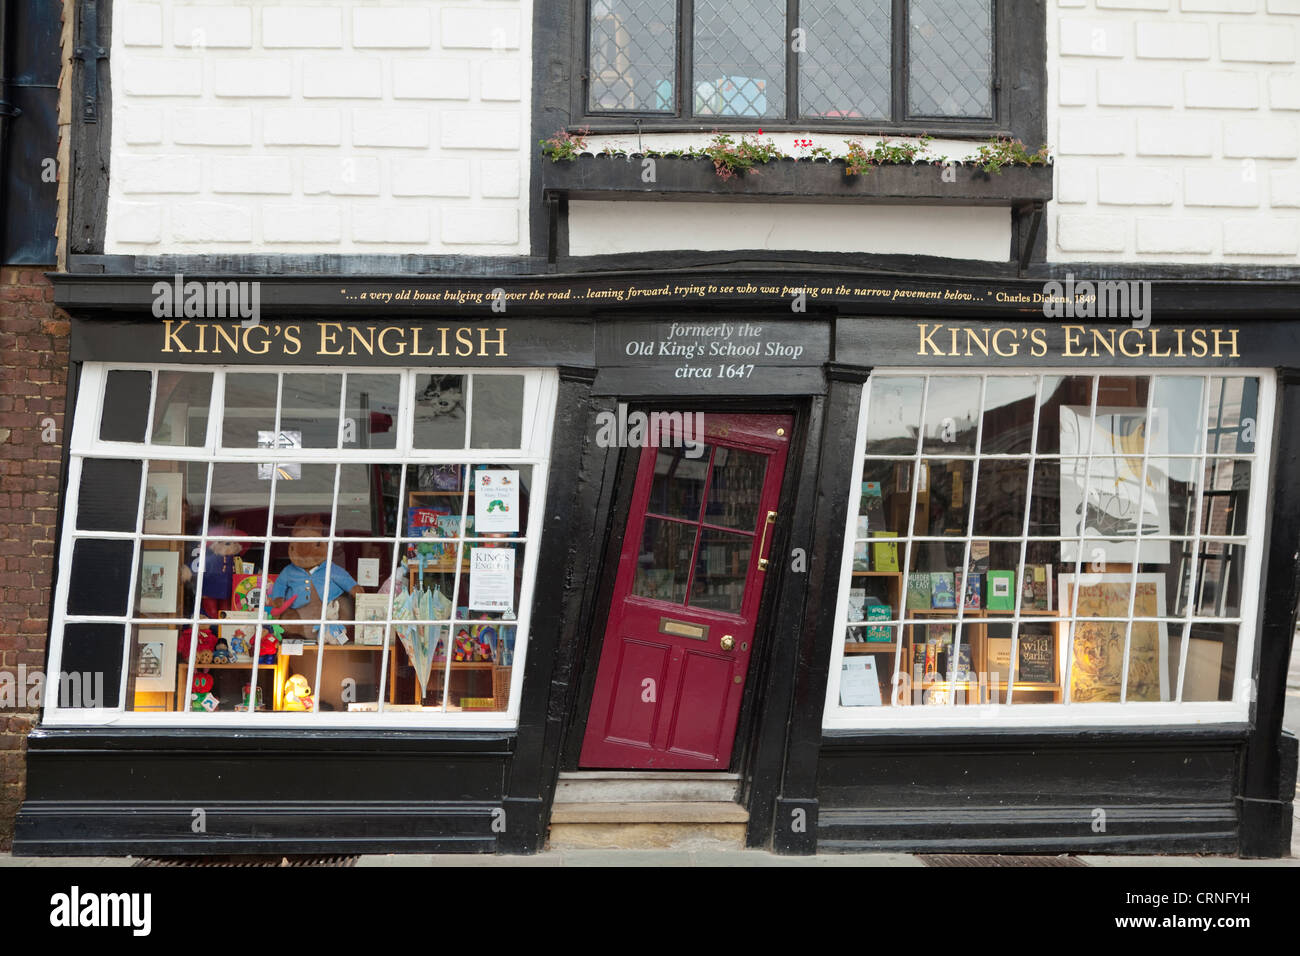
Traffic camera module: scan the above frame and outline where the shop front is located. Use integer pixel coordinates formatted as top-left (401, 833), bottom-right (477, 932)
top-left (14, 269), bottom-right (1298, 858)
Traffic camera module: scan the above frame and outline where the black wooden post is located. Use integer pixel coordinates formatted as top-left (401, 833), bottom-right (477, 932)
top-left (1239, 368), bottom-right (1300, 857)
top-left (770, 361), bottom-right (871, 854)
top-left (501, 365), bottom-right (605, 854)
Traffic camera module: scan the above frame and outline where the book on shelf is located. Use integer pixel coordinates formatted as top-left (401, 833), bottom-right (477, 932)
top-left (930, 572), bottom-right (956, 609)
top-left (1021, 564), bottom-right (1053, 611)
top-left (860, 481), bottom-right (886, 533)
top-left (968, 539), bottom-right (990, 572)
top-left (906, 572), bottom-right (931, 611)
top-left (986, 570), bottom-right (1015, 611)
top-left (871, 531), bottom-right (899, 572)
top-left (847, 588), bottom-right (867, 623)
top-left (949, 642), bottom-right (976, 682)
top-left (864, 602), bottom-right (892, 641)
top-left (963, 572), bottom-right (982, 610)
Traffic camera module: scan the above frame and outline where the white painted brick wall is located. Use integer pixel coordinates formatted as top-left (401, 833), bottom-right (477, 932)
top-left (1050, 2), bottom-right (1300, 262)
top-left (107, 0), bottom-right (532, 254)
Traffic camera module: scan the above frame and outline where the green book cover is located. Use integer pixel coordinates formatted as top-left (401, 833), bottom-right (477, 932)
top-left (906, 572), bottom-right (931, 611)
top-left (871, 531), bottom-right (899, 571)
top-left (865, 602), bottom-right (892, 641)
top-left (986, 570), bottom-right (1015, 611)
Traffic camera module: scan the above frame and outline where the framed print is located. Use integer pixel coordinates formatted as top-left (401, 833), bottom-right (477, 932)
top-left (1059, 573), bottom-right (1170, 703)
top-left (138, 550), bottom-right (180, 613)
top-left (895, 461), bottom-right (929, 494)
top-left (354, 593), bottom-right (391, 645)
top-left (1060, 406), bottom-right (1170, 564)
top-left (143, 472), bottom-right (184, 535)
top-left (135, 628), bottom-right (178, 692)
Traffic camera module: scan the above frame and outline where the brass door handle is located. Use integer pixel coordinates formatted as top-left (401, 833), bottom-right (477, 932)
top-left (757, 510), bottom-right (777, 571)
top-left (720, 634), bottom-right (735, 651)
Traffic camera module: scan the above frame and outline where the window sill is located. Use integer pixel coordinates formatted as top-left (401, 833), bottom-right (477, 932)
top-left (541, 155), bottom-right (1053, 207)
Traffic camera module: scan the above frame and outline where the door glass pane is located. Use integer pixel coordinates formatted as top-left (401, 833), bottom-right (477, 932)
top-left (908, 0), bottom-right (992, 118)
top-left (648, 447), bottom-right (708, 519)
top-left (800, 0), bottom-right (890, 120)
top-left (632, 517), bottom-right (695, 604)
top-left (703, 446), bottom-right (765, 530)
top-left (693, 0), bottom-right (784, 118)
top-left (589, 0), bottom-right (677, 112)
top-left (690, 529), bottom-right (751, 613)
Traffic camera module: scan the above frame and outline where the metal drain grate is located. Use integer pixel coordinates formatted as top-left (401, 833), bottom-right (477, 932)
top-left (135, 854), bottom-right (358, 867)
top-left (919, 854), bottom-right (1087, 867)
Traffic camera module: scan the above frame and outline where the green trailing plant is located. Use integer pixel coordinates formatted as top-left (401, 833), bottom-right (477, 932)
top-left (701, 131), bottom-right (783, 181)
top-left (539, 126), bottom-right (590, 162)
top-left (973, 136), bottom-right (1051, 174)
top-left (842, 135), bottom-right (934, 175)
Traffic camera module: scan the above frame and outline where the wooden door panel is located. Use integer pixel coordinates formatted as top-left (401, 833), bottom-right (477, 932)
top-left (666, 650), bottom-right (735, 759)
top-left (601, 637), bottom-right (671, 748)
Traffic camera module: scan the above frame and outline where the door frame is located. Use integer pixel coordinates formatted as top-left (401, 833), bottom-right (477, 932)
top-left (559, 396), bottom-right (811, 783)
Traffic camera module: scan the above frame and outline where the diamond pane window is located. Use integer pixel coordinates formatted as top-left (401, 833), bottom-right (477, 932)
top-left (800, 0), bottom-right (891, 121)
top-left (588, 0), bottom-right (677, 112)
top-left (907, 0), bottom-right (993, 119)
top-left (692, 0), bottom-right (785, 118)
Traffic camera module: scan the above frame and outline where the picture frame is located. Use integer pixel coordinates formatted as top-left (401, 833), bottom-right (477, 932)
top-left (142, 472), bottom-right (184, 535)
top-left (135, 628), bottom-right (177, 692)
top-left (1058, 572), bottom-right (1170, 702)
top-left (1060, 406), bottom-right (1170, 564)
top-left (354, 593), bottom-right (391, 645)
top-left (138, 550), bottom-right (180, 613)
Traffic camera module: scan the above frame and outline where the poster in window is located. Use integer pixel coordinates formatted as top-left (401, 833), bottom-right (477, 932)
top-left (143, 472), bottom-right (183, 535)
top-left (474, 470), bottom-right (519, 533)
top-left (257, 430), bottom-right (302, 481)
top-left (1060, 406), bottom-right (1169, 564)
top-left (135, 628), bottom-right (177, 692)
top-left (468, 547), bottom-right (515, 612)
top-left (1059, 573), bottom-right (1169, 702)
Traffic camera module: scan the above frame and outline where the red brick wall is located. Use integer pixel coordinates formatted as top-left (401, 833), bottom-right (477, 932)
top-left (0, 267), bottom-right (68, 850)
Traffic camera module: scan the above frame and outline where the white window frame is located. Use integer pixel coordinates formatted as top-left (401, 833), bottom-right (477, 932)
top-left (823, 367), bottom-right (1274, 730)
top-left (45, 362), bottom-right (559, 730)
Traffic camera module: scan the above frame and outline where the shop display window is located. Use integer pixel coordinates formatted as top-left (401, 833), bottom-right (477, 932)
top-left (50, 365), bottom-right (557, 726)
top-left (825, 371), bottom-right (1271, 726)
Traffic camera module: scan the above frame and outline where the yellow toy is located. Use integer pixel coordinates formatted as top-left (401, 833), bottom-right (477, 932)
top-left (282, 674), bottom-right (314, 712)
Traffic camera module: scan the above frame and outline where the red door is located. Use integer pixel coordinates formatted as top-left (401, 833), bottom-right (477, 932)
top-left (580, 412), bottom-right (792, 770)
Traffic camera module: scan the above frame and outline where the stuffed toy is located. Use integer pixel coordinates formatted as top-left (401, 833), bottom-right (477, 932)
top-left (211, 638), bottom-right (233, 664)
top-left (269, 515), bottom-right (363, 643)
top-left (182, 525), bottom-right (248, 619)
top-left (189, 670), bottom-right (218, 712)
top-left (282, 674), bottom-right (314, 712)
top-left (178, 626), bottom-right (218, 664)
top-left (251, 627), bottom-right (281, 665)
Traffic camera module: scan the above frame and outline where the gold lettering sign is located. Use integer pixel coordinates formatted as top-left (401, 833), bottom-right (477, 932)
top-left (160, 320), bottom-right (508, 359)
top-left (917, 323), bottom-right (1239, 361)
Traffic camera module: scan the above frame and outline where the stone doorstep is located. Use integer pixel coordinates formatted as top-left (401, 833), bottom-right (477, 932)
top-left (555, 771), bottom-right (740, 804)
top-left (546, 822), bottom-right (747, 851)
top-left (549, 801), bottom-right (749, 825)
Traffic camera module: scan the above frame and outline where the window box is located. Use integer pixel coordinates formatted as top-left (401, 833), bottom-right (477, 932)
top-left (541, 153), bottom-right (1053, 206)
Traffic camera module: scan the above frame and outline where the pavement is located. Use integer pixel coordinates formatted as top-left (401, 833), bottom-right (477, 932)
top-left (1, 848), bottom-right (1297, 867)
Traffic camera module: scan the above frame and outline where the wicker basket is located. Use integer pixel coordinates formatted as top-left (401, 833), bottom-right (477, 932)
top-left (492, 665), bottom-right (512, 711)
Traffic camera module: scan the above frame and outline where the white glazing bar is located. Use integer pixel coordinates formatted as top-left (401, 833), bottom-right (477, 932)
top-left (1006, 374), bottom-right (1046, 707)
top-left (1118, 376), bottom-right (1161, 704)
top-left (1176, 377), bottom-right (1216, 703)
top-left (1062, 375), bottom-right (1101, 706)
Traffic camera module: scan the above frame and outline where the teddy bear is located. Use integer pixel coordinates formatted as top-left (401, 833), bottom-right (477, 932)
top-left (211, 638), bottom-right (233, 664)
top-left (181, 524), bottom-right (248, 619)
top-left (269, 515), bottom-right (363, 643)
top-left (178, 626), bottom-right (219, 664)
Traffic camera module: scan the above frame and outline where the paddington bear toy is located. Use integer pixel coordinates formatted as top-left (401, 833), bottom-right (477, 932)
top-left (269, 515), bottom-right (363, 643)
